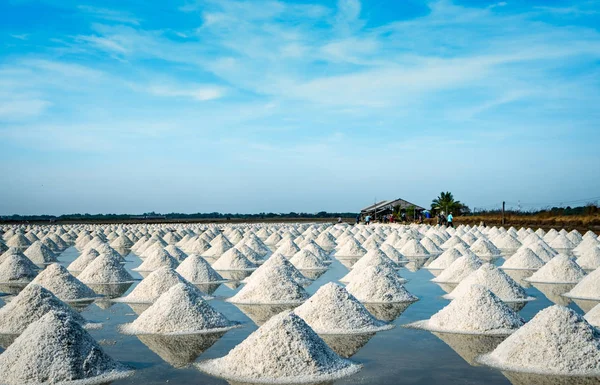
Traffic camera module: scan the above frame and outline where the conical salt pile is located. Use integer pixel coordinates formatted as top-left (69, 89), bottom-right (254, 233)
top-left (275, 238), bottom-right (300, 258)
top-left (399, 239), bottom-right (430, 258)
top-left (426, 248), bottom-right (462, 270)
top-left (0, 252), bottom-right (37, 283)
top-left (584, 304), bottom-right (600, 327)
top-left (469, 238), bottom-right (502, 258)
top-left (0, 284), bottom-right (95, 334)
top-left (445, 263), bottom-right (531, 302)
top-left (289, 249), bottom-right (327, 270)
top-left (493, 233), bottom-right (522, 252)
top-left (501, 248), bottom-right (545, 270)
top-left (406, 285), bottom-right (524, 335)
top-left (441, 235), bottom-right (468, 250)
top-left (236, 243), bottom-right (266, 264)
top-left (478, 305), bottom-right (600, 375)
top-left (294, 283), bottom-right (392, 334)
top-left (573, 237), bottom-right (600, 256)
top-left (67, 248), bottom-right (100, 272)
top-left (379, 243), bottom-right (405, 263)
top-left (245, 253), bottom-right (311, 287)
top-left (23, 240), bottom-right (58, 265)
top-left (212, 248), bottom-right (257, 271)
top-left (525, 254), bottom-right (586, 284)
top-left (164, 245), bottom-right (187, 262)
top-left (577, 247), bottom-right (600, 270)
top-left (228, 265), bottom-right (309, 305)
top-left (548, 233), bottom-right (576, 251)
top-left (564, 267), bottom-right (600, 300)
top-left (340, 249), bottom-right (402, 283)
top-left (31, 263), bottom-right (97, 302)
top-left (120, 283), bottom-right (238, 335)
top-left (133, 248), bottom-right (179, 271)
top-left (335, 238), bottom-right (367, 257)
top-left (432, 255), bottom-right (483, 283)
top-left (115, 267), bottom-right (208, 303)
top-left (0, 311), bottom-right (132, 384)
top-left (202, 235), bottom-right (233, 258)
top-left (345, 265), bottom-right (417, 303)
top-left (522, 241), bottom-right (557, 262)
top-left (77, 253), bottom-right (134, 284)
top-left (176, 254), bottom-right (225, 283)
top-left (196, 311), bottom-right (360, 383)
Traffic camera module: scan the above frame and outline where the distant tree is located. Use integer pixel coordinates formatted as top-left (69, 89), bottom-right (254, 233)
top-left (431, 192), bottom-right (465, 216)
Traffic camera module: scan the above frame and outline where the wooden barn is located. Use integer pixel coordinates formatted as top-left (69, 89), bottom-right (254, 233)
top-left (360, 198), bottom-right (426, 220)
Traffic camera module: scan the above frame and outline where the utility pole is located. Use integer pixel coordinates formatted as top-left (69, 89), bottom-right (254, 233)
top-left (502, 201), bottom-right (506, 225)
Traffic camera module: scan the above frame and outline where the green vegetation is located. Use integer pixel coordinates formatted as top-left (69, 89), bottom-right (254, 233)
top-left (430, 191), bottom-right (470, 216)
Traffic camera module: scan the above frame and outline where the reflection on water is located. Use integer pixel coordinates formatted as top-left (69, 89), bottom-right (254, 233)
top-left (320, 333), bottom-right (375, 358)
top-left (434, 283), bottom-right (457, 294)
top-left (503, 270), bottom-right (535, 288)
top-left (88, 282), bottom-right (134, 299)
top-left (229, 381), bottom-right (333, 385)
top-left (335, 257), bottom-right (359, 269)
top-left (363, 302), bottom-right (414, 322)
top-left (233, 304), bottom-right (298, 326)
top-left (137, 332), bottom-right (226, 368)
top-left (531, 283), bottom-right (575, 306)
top-left (0, 333), bottom-right (18, 349)
top-left (218, 270), bottom-right (253, 282)
top-left (0, 283), bottom-right (28, 296)
top-left (127, 303), bottom-right (152, 315)
top-left (573, 299), bottom-right (600, 313)
top-left (502, 371), bottom-right (600, 385)
top-left (299, 269), bottom-right (327, 281)
top-left (432, 332), bottom-right (507, 366)
top-left (196, 283), bottom-right (223, 295)
top-left (404, 258), bottom-right (428, 272)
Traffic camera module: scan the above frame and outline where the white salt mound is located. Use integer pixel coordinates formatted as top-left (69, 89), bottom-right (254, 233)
top-left (407, 285), bottom-right (524, 335)
top-left (584, 304), bottom-right (600, 328)
top-left (500, 248), bottom-right (545, 270)
top-left (0, 284), bottom-right (95, 334)
top-left (426, 248), bottom-right (462, 270)
top-left (294, 282), bottom-right (393, 334)
top-left (289, 249), bottom-right (327, 270)
top-left (176, 254), bottom-right (225, 283)
top-left (116, 267), bottom-right (209, 304)
top-left (431, 255), bottom-right (483, 284)
top-left (345, 265), bottom-right (417, 303)
top-left (245, 253), bottom-right (311, 287)
top-left (23, 240), bottom-right (58, 264)
top-left (120, 283), bottom-right (238, 335)
top-left (0, 252), bottom-right (37, 283)
top-left (77, 253), bottom-right (135, 284)
top-left (577, 247), bottom-right (600, 270)
top-left (564, 267), bottom-right (600, 300)
top-left (31, 263), bottom-right (98, 302)
top-left (445, 263), bottom-right (531, 302)
top-left (67, 248), bottom-right (100, 272)
top-left (212, 248), bottom-right (257, 271)
top-left (228, 266), bottom-right (309, 305)
top-left (0, 311), bottom-right (132, 384)
top-left (133, 248), bottom-right (179, 271)
top-left (196, 311), bottom-right (360, 383)
top-left (525, 254), bottom-right (586, 284)
top-left (335, 239), bottom-right (367, 257)
top-left (479, 305), bottom-right (600, 375)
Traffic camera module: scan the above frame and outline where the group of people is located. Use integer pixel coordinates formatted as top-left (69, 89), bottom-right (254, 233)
top-left (437, 211), bottom-right (454, 228)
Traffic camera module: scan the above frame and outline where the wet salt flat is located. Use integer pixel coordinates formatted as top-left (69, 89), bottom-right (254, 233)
top-left (1, 244), bottom-right (596, 385)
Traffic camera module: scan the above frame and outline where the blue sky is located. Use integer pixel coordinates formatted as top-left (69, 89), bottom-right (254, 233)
top-left (1, 0), bottom-right (599, 215)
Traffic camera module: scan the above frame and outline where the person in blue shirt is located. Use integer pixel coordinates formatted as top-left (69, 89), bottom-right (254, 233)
top-left (447, 213), bottom-right (454, 228)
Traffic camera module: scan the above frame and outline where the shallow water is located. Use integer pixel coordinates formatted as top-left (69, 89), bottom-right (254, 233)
top-left (2, 247), bottom-right (599, 385)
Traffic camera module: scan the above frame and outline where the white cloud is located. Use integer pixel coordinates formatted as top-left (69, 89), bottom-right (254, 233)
top-left (0, 99), bottom-right (51, 120)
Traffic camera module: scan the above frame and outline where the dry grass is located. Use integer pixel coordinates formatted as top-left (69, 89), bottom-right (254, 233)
top-left (452, 214), bottom-right (600, 233)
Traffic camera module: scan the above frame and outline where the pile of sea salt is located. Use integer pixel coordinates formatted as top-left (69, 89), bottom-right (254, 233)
top-left (500, 248), bottom-right (545, 270)
top-left (133, 248), bottom-right (179, 272)
top-left (31, 263), bottom-right (98, 302)
top-left (335, 238), bottom-right (367, 258)
top-left (469, 238), bottom-right (502, 258)
top-left (77, 253), bottom-right (135, 284)
top-left (23, 240), bottom-right (58, 265)
top-left (425, 248), bottom-right (462, 270)
top-left (525, 254), bottom-right (586, 284)
top-left (576, 247), bottom-right (600, 270)
top-left (564, 267), bottom-right (600, 300)
top-left (176, 254), bottom-right (226, 283)
top-left (478, 305), bottom-right (600, 375)
top-left (339, 249), bottom-right (400, 283)
top-left (522, 241), bottom-right (557, 262)
top-left (0, 311), bottom-right (132, 384)
top-left (345, 265), bottom-right (417, 303)
top-left (0, 284), bottom-right (98, 334)
top-left (432, 255), bottom-right (483, 284)
top-left (289, 249), bottom-right (328, 270)
top-left (245, 253), bottom-right (311, 287)
top-left (379, 243), bottom-right (406, 263)
top-left (294, 283), bottom-right (393, 334)
top-left (406, 285), bottom-right (524, 335)
top-left (444, 263), bottom-right (532, 303)
top-left (120, 283), bottom-right (238, 335)
top-left (196, 311), bottom-right (360, 383)
top-left (227, 265), bottom-right (309, 305)
top-left (275, 239), bottom-right (301, 258)
top-left (164, 245), bottom-right (188, 262)
top-left (0, 252), bottom-right (37, 283)
top-left (211, 248), bottom-right (257, 271)
top-left (67, 248), bottom-right (100, 272)
top-left (399, 239), bottom-right (430, 258)
top-left (114, 267), bottom-right (210, 304)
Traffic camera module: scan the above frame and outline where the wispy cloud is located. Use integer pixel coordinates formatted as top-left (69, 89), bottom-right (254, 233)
top-left (78, 5), bottom-right (141, 25)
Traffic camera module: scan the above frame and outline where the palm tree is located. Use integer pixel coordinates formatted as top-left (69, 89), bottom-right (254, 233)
top-left (431, 192), bottom-right (463, 215)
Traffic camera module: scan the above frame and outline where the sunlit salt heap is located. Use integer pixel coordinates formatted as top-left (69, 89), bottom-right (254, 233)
top-left (294, 283), bottom-right (392, 334)
top-left (164, 245), bottom-right (187, 262)
top-left (275, 238), bottom-right (301, 258)
top-left (564, 267), bottom-right (600, 300)
top-left (548, 233), bottom-right (576, 251)
top-left (212, 247), bottom-right (257, 271)
top-left (345, 265), bottom-right (417, 303)
top-left (133, 248), bottom-right (179, 271)
top-left (0, 252), bottom-right (37, 283)
top-left (525, 254), bottom-right (586, 284)
top-left (176, 254), bottom-right (225, 283)
top-left (522, 241), bottom-right (557, 262)
top-left (432, 255), bottom-right (483, 283)
top-left (120, 283), bottom-right (237, 335)
top-left (31, 263), bottom-right (97, 302)
top-left (289, 249), bottom-right (327, 270)
top-left (0, 311), bottom-right (131, 385)
top-left (500, 248), bottom-right (545, 270)
top-left (0, 284), bottom-right (94, 334)
top-left (23, 240), bottom-right (58, 265)
top-left (399, 239), bottom-right (430, 258)
top-left (445, 263), bottom-right (530, 302)
top-left (584, 304), bottom-right (600, 328)
top-left (479, 305), bottom-right (600, 375)
top-left (407, 285), bottom-right (524, 335)
top-left (67, 248), bottom-right (100, 272)
top-left (116, 267), bottom-right (208, 303)
top-left (335, 238), bottom-right (367, 257)
top-left (426, 248), bottom-right (462, 270)
top-left (77, 253), bottom-right (134, 284)
top-left (469, 238), bottom-right (502, 258)
top-left (196, 311), bottom-right (360, 383)
top-left (245, 253), bottom-right (311, 287)
top-left (573, 237), bottom-right (600, 256)
top-left (576, 247), bottom-right (600, 270)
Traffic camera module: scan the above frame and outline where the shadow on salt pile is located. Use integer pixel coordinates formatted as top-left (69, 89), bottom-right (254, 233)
top-left (234, 303), bottom-right (300, 326)
top-left (502, 371), bottom-right (600, 385)
top-left (431, 332), bottom-right (507, 367)
top-left (137, 332), bottom-right (226, 368)
top-left (363, 302), bottom-right (414, 323)
top-left (320, 333), bottom-right (375, 358)
top-left (0, 283), bottom-right (28, 296)
top-left (87, 282), bottom-right (134, 299)
top-left (298, 269), bottom-right (327, 281)
top-left (195, 282), bottom-right (223, 295)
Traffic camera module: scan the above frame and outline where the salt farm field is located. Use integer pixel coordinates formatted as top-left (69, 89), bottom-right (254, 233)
top-left (1, 224), bottom-right (600, 385)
